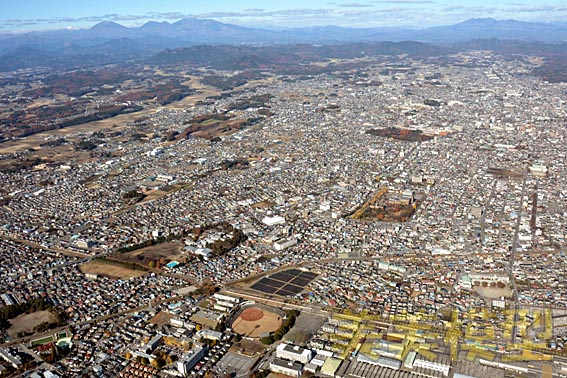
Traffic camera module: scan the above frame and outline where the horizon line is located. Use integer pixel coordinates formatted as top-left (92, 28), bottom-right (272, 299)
top-left (1, 16), bottom-right (562, 35)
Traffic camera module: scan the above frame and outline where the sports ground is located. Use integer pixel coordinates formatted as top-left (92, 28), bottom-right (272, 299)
top-left (231, 307), bottom-right (282, 338)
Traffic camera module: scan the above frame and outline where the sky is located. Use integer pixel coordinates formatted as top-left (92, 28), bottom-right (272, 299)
top-left (2, 0), bottom-right (567, 33)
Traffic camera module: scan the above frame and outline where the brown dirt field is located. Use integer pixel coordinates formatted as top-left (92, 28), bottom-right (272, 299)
top-left (542, 363), bottom-right (553, 378)
top-left (8, 310), bottom-right (57, 337)
top-left (26, 98), bottom-right (56, 109)
top-left (232, 308), bottom-right (282, 338)
top-left (250, 201), bottom-right (276, 209)
top-left (166, 88), bottom-right (219, 110)
top-left (241, 308), bottom-right (264, 321)
top-left (230, 339), bottom-right (266, 356)
top-left (79, 260), bottom-right (147, 279)
top-left (140, 189), bottom-right (170, 202)
top-left (149, 311), bottom-right (174, 326)
top-left (267, 373), bottom-right (292, 378)
top-left (474, 286), bottom-right (513, 299)
top-left (122, 241), bottom-right (184, 265)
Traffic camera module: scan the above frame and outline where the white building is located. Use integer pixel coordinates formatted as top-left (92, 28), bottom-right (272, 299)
top-left (177, 345), bottom-right (206, 375)
top-left (214, 304), bottom-right (231, 312)
top-left (529, 163), bottom-right (548, 176)
top-left (468, 273), bottom-right (510, 285)
top-left (262, 215), bottom-right (286, 226)
top-left (431, 248), bottom-right (451, 256)
top-left (320, 201), bottom-right (331, 211)
top-left (310, 354), bottom-right (328, 367)
top-left (156, 174), bottom-right (175, 183)
top-left (170, 318), bottom-right (185, 328)
top-left (274, 238), bottom-right (297, 251)
top-left (404, 350), bottom-right (417, 369)
top-left (276, 343), bottom-right (313, 364)
top-left (76, 239), bottom-right (95, 249)
top-left (193, 158), bottom-right (207, 165)
top-left (411, 175), bottom-right (423, 185)
top-left (215, 299), bottom-right (237, 310)
top-left (378, 261), bottom-right (407, 274)
top-left (194, 248), bottom-right (213, 260)
top-left (414, 357), bottom-right (450, 376)
top-left (356, 354), bottom-right (401, 370)
top-left (147, 148), bottom-right (164, 157)
top-left (270, 358), bottom-right (303, 378)
top-left (459, 275), bottom-right (473, 290)
top-left (401, 189), bottom-right (415, 204)
top-left (1, 294), bottom-right (16, 306)
top-left (213, 293), bottom-right (240, 304)
top-left (0, 348), bottom-right (22, 369)
top-left (492, 299), bottom-right (506, 308)
top-left (196, 329), bottom-right (223, 341)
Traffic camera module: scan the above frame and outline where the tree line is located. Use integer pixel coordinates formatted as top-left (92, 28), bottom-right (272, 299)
top-left (115, 222), bottom-right (246, 259)
top-left (0, 298), bottom-right (51, 330)
top-left (260, 310), bottom-right (299, 345)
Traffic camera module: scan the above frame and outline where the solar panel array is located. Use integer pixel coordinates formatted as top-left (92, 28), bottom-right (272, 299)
top-left (250, 269), bottom-right (318, 296)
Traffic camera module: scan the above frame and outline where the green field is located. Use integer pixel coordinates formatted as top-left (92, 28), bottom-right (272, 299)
top-left (200, 119), bottom-right (223, 126)
top-left (31, 335), bottom-right (54, 347)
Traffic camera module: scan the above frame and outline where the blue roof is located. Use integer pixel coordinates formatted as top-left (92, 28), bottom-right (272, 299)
top-left (166, 261), bottom-right (179, 268)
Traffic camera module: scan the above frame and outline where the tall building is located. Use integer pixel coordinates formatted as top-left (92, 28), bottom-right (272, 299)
top-left (177, 345), bottom-right (206, 376)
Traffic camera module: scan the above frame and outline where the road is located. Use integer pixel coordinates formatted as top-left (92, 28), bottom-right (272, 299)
top-left (1, 234), bottom-right (91, 259)
top-left (510, 165), bottom-right (529, 343)
top-left (480, 179), bottom-right (498, 246)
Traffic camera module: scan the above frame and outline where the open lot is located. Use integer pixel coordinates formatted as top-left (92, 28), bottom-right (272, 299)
top-left (149, 311), bottom-right (174, 326)
top-left (8, 310), bottom-right (57, 338)
top-left (475, 286), bottom-right (513, 299)
top-left (217, 351), bottom-right (259, 377)
top-left (230, 339), bottom-right (266, 356)
top-left (284, 311), bottom-right (327, 346)
top-left (79, 259), bottom-right (147, 279)
top-left (119, 241), bottom-right (185, 267)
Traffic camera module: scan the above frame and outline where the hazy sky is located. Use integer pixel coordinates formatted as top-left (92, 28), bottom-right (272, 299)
top-left (2, 0), bottom-right (567, 32)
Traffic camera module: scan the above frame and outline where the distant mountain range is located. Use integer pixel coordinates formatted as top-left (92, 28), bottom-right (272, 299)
top-left (1, 17), bottom-right (567, 71)
top-left (147, 42), bottom-right (452, 71)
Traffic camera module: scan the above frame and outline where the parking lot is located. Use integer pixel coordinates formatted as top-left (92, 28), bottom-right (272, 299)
top-left (215, 351), bottom-right (259, 377)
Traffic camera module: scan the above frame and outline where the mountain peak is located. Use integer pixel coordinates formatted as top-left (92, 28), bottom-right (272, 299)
top-left (457, 18), bottom-right (545, 27)
top-left (458, 18), bottom-right (499, 26)
top-left (174, 18), bottom-right (220, 25)
top-left (141, 21), bottom-right (169, 27)
top-left (90, 21), bottom-right (128, 31)
top-left (173, 18), bottom-right (228, 29)
top-left (139, 20), bottom-right (171, 33)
